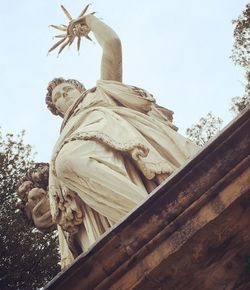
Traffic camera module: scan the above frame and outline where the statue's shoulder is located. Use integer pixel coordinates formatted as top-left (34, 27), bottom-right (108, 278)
top-left (97, 80), bottom-right (155, 103)
top-left (128, 85), bottom-right (155, 102)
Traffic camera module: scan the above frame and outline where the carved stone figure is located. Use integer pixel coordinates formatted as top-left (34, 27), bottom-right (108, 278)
top-left (17, 163), bottom-right (53, 232)
top-left (46, 8), bottom-right (199, 268)
top-left (17, 163), bottom-right (81, 267)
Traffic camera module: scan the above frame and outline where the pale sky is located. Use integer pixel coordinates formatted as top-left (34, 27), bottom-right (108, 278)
top-left (0, 0), bottom-right (248, 161)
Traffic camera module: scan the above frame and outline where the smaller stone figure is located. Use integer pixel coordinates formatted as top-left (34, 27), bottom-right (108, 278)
top-left (17, 163), bottom-right (82, 268)
top-left (17, 163), bottom-right (53, 232)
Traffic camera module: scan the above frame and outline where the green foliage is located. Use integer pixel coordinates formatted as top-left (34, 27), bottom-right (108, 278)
top-left (230, 71), bottom-right (250, 115)
top-left (231, 4), bottom-right (250, 115)
top-left (187, 4), bottom-right (250, 146)
top-left (231, 3), bottom-right (250, 68)
top-left (186, 112), bottom-right (223, 147)
top-left (0, 130), bottom-right (60, 290)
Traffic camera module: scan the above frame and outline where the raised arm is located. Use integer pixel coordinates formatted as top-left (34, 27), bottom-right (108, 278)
top-left (69, 14), bottom-right (122, 82)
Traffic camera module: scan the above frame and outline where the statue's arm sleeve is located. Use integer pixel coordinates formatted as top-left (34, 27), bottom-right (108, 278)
top-left (85, 14), bottom-right (122, 82)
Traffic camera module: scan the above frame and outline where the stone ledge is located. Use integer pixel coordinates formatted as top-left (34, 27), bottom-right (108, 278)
top-left (44, 106), bottom-right (250, 290)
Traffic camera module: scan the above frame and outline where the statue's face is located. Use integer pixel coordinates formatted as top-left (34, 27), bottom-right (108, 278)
top-left (52, 82), bottom-right (81, 115)
top-left (28, 188), bottom-right (46, 207)
top-left (18, 180), bottom-right (33, 198)
top-left (31, 164), bottom-right (49, 184)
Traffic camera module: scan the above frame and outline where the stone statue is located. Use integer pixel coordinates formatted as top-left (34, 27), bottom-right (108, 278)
top-left (17, 163), bottom-right (53, 231)
top-left (45, 6), bottom-right (199, 268)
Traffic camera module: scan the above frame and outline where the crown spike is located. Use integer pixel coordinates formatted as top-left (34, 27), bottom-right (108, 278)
top-left (48, 37), bottom-right (67, 53)
top-left (78, 3), bottom-right (91, 17)
top-left (60, 5), bottom-right (73, 21)
top-left (49, 25), bottom-right (67, 32)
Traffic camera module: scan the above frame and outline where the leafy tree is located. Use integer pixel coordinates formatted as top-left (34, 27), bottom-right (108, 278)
top-left (231, 3), bottom-right (250, 68)
top-left (185, 112), bottom-right (223, 147)
top-left (0, 130), bottom-right (60, 290)
top-left (186, 4), bottom-right (250, 146)
top-left (230, 71), bottom-right (250, 115)
top-left (231, 3), bottom-right (250, 114)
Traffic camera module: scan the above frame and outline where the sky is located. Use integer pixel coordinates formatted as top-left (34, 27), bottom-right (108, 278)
top-left (0, 0), bottom-right (248, 162)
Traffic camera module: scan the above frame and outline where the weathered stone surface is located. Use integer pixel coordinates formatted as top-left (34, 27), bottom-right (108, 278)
top-left (44, 107), bottom-right (250, 290)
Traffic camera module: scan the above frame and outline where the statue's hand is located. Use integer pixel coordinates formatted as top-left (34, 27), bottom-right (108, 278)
top-left (48, 4), bottom-right (95, 54)
top-left (32, 201), bottom-right (54, 231)
top-left (67, 15), bottom-right (91, 37)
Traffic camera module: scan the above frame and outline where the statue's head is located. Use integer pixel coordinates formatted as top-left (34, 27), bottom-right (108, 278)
top-left (46, 77), bottom-right (85, 117)
top-left (26, 162), bottom-right (49, 188)
top-left (17, 163), bottom-right (54, 232)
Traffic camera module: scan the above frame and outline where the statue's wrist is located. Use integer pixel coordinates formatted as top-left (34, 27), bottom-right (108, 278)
top-left (85, 14), bottom-right (95, 28)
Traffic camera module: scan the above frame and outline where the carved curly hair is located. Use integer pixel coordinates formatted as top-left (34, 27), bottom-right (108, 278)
top-left (26, 162), bottom-right (49, 189)
top-left (45, 77), bottom-right (86, 117)
top-left (17, 162), bottom-right (49, 206)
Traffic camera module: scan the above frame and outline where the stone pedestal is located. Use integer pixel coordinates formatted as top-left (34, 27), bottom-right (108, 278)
top-left (45, 107), bottom-right (250, 290)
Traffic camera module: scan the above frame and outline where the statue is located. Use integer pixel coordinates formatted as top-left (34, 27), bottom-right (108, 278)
top-left (45, 5), bottom-right (199, 268)
top-left (17, 163), bottom-right (53, 232)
